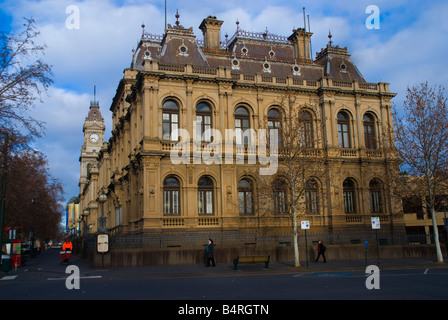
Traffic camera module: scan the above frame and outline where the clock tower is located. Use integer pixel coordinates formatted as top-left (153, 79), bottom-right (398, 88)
top-left (79, 89), bottom-right (105, 192)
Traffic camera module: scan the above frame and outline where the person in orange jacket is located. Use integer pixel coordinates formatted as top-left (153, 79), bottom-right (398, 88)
top-left (62, 238), bottom-right (73, 251)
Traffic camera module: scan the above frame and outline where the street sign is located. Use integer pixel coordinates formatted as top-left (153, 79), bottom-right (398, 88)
top-left (301, 220), bottom-right (310, 230)
top-left (371, 217), bottom-right (380, 229)
top-left (97, 234), bottom-right (109, 253)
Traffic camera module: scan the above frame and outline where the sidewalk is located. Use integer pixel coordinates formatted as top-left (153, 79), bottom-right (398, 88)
top-left (74, 255), bottom-right (448, 280)
top-left (2, 249), bottom-right (447, 280)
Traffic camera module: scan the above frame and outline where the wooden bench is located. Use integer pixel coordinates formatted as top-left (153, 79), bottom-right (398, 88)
top-left (233, 255), bottom-right (270, 270)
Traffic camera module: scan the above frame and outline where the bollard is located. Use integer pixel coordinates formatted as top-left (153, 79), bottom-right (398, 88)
top-left (364, 241), bottom-right (368, 266)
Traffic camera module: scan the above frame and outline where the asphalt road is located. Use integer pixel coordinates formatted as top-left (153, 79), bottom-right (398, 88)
top-left (1, 249), bottom-right (448, 304)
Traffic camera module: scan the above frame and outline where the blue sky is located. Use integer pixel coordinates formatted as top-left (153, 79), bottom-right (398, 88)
top-left (1, 0), bottom-right (447, 209)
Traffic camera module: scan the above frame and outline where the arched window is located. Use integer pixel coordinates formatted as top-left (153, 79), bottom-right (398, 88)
top-left (198, 176), bottom-right (214, 215)
top-left (363, 113), bottom-right (377, 149)
top-left (299, 110), bottom-right (314, 148)
top-left (235, 106), bottom-right (251, 145)
top-left (268, 108), bottom-right (282, 146)
top-left (163, 176), bottom-right (180, 215)
top-left (337, 111), bottom-right (351, 148)
top-left (369, 179), bottom-right (383, 213)
top-left (272, 179), bottom-right (287, 214)
top-left (238, 178), bottom-right (253, 215)
top-left (343, 178), bottom-right (356, 213)
top-left (162, 100), bottom-right (179, 141)
top-left (305, 179), bottom-right (319, 214)
top-left (196, 102), bottom-right (212, 142)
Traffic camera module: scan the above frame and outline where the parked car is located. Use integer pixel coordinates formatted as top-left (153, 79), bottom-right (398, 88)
top-left (52, 242), bottom-right (62, 249)
top-left (21, 242), bottom-right (31, 255)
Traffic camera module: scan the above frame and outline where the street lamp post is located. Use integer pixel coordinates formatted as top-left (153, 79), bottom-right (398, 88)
top-left (98, 190), bottom-right (107, 233)
top-left (81, 207), bottom-right (89, 236)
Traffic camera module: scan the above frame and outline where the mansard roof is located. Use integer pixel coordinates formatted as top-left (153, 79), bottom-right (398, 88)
top-left (130, 16), bottom-right (367, 83)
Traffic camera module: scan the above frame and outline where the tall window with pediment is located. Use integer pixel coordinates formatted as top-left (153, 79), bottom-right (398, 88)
top-left (238, 178), bottom-right (254, 215)
top-left (343, 178), bottom-right (356, 213)
top-left (162, 100), bottom-right (179, 141)
top-left (267, 108), bottom-right (282, 147)
top-left (235, 106), bottom-right (251, 145)
top-left (196, 102), bottom-right (212, 142)
top-left (198, 176), bottom-right (214, 215)
top-left (272, 179), bottom-right (287, 214)
top-left (337, 111), bottom-right (351, 148)
top-left (299, 110), bottom-right (314, 148)
top-left (369, 179), bottom-right (383, 213)
top-left (305, 179), bottom-right (319, 214)
top-left (163, 176), bottom-right (180, 215)
top-left (363, 113), bottom-right (377, 149)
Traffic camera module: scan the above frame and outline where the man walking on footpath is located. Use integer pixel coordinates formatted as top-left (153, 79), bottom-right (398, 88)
top-left (314, 240), bottom-right (326, 263)
top-left (205, 238), bottom-right (216, 267)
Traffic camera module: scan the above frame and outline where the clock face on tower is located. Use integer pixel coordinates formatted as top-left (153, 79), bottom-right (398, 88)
top-left (89, 133), bottom-right (100, 143)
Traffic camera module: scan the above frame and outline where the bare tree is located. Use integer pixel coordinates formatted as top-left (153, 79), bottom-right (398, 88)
top-left (0, 18), bottom-right (53, 137)
top-left (258, 91), bottom-right (326, 267)
top-left (392, 82), bottom-right (448, 262)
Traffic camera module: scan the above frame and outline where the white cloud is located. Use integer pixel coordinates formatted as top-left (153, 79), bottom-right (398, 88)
top-left (3, 0), bottom-right (448, 204)
top-left (352, 1), bottom-right (448, 103)
top-left (28, 86), bottom-right (112, 199)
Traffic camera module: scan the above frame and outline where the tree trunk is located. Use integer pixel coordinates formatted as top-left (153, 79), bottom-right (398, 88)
top-left (292, 206), bottom-right (300, 267)
top-left (430, 207), bottom-right (444, 262)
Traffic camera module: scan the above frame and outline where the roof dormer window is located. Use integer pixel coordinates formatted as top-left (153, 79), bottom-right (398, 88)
top-left (292, 62), bottom-right (301, 76)
top-left (340, 62), bottom-right (347, 73)
top-left (178, 41), bottom-right (189, 57)
top-left (263, 60), bottom-right (271, 73)
top-left (144, 49), bottom-right (152, 60)
top-left (231, 57), bottom-right (240, 70)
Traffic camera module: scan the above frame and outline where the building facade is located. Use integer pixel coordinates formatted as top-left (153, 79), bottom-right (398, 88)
top-left (79, 14), bottom-right (405, 238)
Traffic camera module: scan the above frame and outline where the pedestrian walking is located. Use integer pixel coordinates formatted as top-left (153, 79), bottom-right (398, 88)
top-left (314, 240), bottom-right (326, 263)
top-left (205, 238), bottom-right (216, 267)
top-left (62, 238), bottom-right (73, 251)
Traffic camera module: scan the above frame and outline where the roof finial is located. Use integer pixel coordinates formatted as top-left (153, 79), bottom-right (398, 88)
top-left (91, 82), bottom-right (99, 107)
top-left (328, 30), bottom-right (333, 46)
top-left (175, 9), bottom-right (180, 27)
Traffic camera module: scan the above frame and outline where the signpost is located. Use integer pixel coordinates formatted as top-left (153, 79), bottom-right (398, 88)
top-left (97, 234), bottom-right (109, 268)
top-left (371, 217), bottom-right (380, 266)
top-left (301, 221), bottom-right (310, 268)
top-left (97, 234), bottom-right (109, 253)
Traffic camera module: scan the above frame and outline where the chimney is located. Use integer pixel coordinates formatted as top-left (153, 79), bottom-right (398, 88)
top-left (199, 16), bottom-right (223, 50)
top-left (288, 28), bottom-right (313, 61)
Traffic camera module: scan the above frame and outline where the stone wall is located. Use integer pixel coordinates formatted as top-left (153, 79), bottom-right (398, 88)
top-left (85, 244), bottom-right (447, 268)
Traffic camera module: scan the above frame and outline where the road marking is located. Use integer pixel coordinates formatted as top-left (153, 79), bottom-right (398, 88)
top-left (424, 268), bottom-right (429, 275)
top-left (311, 273), bottom-right (351, 277)
top-left (1, 275), bottom-right (18, 281)
top-left (47, 275), bottom-right (102, 281)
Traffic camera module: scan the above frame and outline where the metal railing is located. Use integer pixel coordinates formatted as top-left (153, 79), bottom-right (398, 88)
top-left (84, 231), bottom-right (445, 250)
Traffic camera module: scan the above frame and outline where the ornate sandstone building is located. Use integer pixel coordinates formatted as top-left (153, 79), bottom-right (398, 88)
top-left (79, 13), bottom-right (405, 244)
